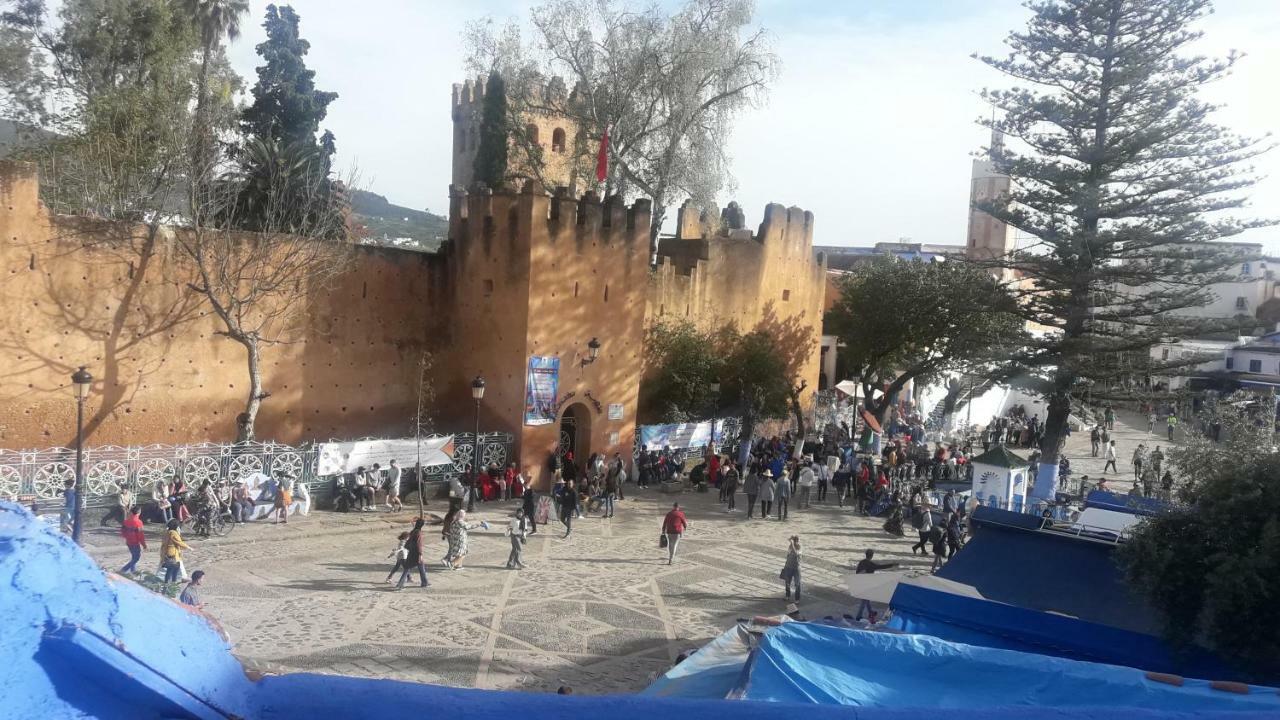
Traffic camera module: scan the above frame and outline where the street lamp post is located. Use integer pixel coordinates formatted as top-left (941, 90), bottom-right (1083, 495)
top-left (70, 366), bottom-right (92, 545)
top-left (467, 376), bottom-right (485, 512)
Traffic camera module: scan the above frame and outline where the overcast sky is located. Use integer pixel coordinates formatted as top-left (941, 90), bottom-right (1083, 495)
top-left (225, 0), bottom-right (1280, 251)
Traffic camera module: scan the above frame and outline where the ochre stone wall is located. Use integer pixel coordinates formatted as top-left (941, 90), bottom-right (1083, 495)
top-left (645, 199), bottom-right (828, 413)
top-left (0, 161), bottom-right (438, 448)
top-left (438, 185), bottom-right (650, 489)
top-left (2, 159), bottom-right (827, 480)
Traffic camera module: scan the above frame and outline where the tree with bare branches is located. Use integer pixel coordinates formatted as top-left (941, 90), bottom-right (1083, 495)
top-left (465, 0), bottom-right (777, 254)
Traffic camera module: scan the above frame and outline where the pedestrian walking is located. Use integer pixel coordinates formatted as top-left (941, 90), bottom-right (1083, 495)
top-left (929, 523), bottom-right (947, 573)
top-left (911, 503), bottom-right (934, 554)
top-left (384, 531), bottom-right (410, 582)
top-left (796, 460), bottom-right (815, 510)
top-left (59, 479), bottom-right (76, 534)
top-left (661, 502), bottom-right (688, 565)
top-left (743, 466), bottom-right (759, 518)
top-left (1166, 414), bottom-right (1178, 441)
top-left (758, 469), bottom-right (775, 519)
top-left (386, 460), bottom-right (403, 511)
top-left (722, 462), bottom-right (739, 512)
top-left (506, 508), bottom-right (529, 569)
top-left (853, 549), bottom-right (896, 621)
top-left (1148, 412), bottom-right (1157, 434)
top-left (560, 480), bottom-right (578, 537)
top-left (1089, 426), bottom-right (1101, 457)
top-left (1132, 444), bottom-right (1146, 483)
top-left (119, 506), bottom-right (147, 575)
top-left (521, 478), bottom-right (539, 534)
top-left (1104, 405), bottom-right (1115, 430)
top-left (159, 519), bottom-right (189, 586)
top-left (395, 519), bottom-right (430, 590)
top-left (602, 469), bottom-right (617, 518)
top-left (272, 480), bottom-right (292, 524)
top-left (945, 512), bottom-right (964, 558)
top-left (1103, 440), bottom-right (1118, 474)
top-left (780, 535), bottom-right (802, 601)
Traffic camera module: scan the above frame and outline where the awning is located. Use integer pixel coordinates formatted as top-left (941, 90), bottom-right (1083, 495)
top-left (834, 380), bottom-right (859, 398)
top-left (844, 571), bottom-right (984, 604)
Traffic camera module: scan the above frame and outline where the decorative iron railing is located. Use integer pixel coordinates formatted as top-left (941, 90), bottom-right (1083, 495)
top-left (0, 432), bottom-right (514, 503)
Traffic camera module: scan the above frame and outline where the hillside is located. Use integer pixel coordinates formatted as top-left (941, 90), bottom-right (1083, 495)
top-left (350, 189), bottom-right (448, 253)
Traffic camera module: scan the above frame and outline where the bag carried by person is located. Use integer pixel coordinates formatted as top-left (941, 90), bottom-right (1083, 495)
top-left (659, 533), bottom-right (669, 548)
top-left (535, 496), bottom-right (551, 525)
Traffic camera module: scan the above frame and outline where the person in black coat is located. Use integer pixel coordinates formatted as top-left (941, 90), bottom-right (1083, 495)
top-left (522, 482), bottom-right (539, 534)
top-left (559, 479), bottom-right (578, 538)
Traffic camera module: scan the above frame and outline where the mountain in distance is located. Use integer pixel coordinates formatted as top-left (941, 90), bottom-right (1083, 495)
top-left (349, 188), bottom-right (448, 253)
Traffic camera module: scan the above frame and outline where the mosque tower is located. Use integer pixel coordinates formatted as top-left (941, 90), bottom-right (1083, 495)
top-left (965, 129), bottom-right (1019, 281)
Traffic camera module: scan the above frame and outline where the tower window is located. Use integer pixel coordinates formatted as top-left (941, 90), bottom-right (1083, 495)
top-left (1249, 359), bottom-right (1262, 373)
top-left (458, 127), bottom-right (467, 153)
top-left (782, 289), bottom-right (791, 302)
top-left (483, 279), bottom-right (494, 297)
top-left (552, 128), bottom-right (566, 153)
top-left (1236, 296), bottom-right (1247, 310)
top-left (526, 124), bottom-right (539, 145)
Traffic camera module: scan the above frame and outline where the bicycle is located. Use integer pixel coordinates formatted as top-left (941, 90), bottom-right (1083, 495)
top-left (190, 499), bottom-right (235, 538)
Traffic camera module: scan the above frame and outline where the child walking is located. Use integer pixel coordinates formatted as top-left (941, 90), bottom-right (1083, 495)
top-left (505, 508), bottom-right (529, 570)
top-left (780, 535), bottom-right (802, 601)
top-left (384, 531), bottom-right (410, 583)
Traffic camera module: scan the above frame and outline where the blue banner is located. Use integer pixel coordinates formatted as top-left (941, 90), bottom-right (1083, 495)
top-left (524, 356), bottom-right (559, 426)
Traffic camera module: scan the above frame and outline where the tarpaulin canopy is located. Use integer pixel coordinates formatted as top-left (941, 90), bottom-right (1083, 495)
top-left (844, 572), bottom-right (983, 605)
top-left (886, 584), bottom-right (1243, 682)
top-left (642, 620), bottom-right (777, 699)
top-left (4, 502), bottom-right (1277, 720)
top-left (938, 506), bottom-right (1158, 635)
top-left (834, 380), bottom-right (859, 398)
top-left (731, 622), bottom-right (1279, 711)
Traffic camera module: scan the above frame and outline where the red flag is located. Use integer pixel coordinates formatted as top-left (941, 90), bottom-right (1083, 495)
top-left (595, 127), bottom-right (609, 183)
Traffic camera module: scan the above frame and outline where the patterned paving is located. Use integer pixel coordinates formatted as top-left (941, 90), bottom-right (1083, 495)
top-left (80, 409), bottom-right (1164, 694)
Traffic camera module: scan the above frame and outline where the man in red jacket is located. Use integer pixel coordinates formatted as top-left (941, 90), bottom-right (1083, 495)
top-left (662, 502), bottom-right (688, 565)
top-left (120, 506), bottom-right (147, 575)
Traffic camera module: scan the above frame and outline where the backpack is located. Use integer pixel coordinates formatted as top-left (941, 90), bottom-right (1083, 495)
top-left (911, 509), bottom-right (926, 530)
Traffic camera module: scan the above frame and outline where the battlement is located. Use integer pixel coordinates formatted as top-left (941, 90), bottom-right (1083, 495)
top-left (666, 198), bottom-right (816, 251)
top-left (451, 74), bottom-right (577, 119)
top-left (446, 182), bottom-right (651, 260)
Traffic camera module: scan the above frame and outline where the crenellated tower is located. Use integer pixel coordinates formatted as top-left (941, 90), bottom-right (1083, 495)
top-left (451, 75), bottom-right (592, 193)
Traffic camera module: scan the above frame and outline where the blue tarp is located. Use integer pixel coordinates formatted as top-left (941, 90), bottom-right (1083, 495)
top-left (1085, 490), bottom-right (1172, 516)
top-left (5, 501), bottom-right (1277, 720)
top-left (937, 506), bottom-right (1158, 634)
top-left (733, 623), bottom-right (1279, 711)
top-left (643, 622), bottom-right (760, 699)
top-left (886, 584), bottom-right (1240, 681)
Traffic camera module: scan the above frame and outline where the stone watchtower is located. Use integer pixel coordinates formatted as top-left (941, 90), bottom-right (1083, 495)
top-left (451, 75), bottom-right (591, 193)
top-left (966, 129), bottom-right (1019, 281)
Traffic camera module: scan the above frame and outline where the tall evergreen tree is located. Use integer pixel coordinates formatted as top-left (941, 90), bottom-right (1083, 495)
top-left (471, 72), bottom-right (508, 189)
top-left (975, 0), bottom-right (1270, 491)
top-left (227, 4), bottom-right (344, 239)
top-left (240, 4), bottom-right (337, 151)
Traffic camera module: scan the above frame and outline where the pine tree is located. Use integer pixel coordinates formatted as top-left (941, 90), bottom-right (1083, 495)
top-left (975, 0), bottom-right (1271, 492)
top-left (240, 4), bottom-right (337, 152)
top-left (472, 73), bottom-right (509, 189)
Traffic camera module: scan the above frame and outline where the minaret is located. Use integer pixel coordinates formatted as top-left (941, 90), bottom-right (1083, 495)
top-left (966, 128), bottom-right (1017, 280)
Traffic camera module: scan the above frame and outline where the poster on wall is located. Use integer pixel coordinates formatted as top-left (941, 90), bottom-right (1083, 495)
top-left (608, 403), bottom-right (624, 420)
top-left (638, 420), bottom-right (725, 451)
top-left (524, 356), bottom-right (560, 426)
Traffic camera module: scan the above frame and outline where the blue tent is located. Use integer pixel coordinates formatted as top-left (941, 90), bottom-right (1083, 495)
top-left (937, 506), bottom-right (1158, 634)
top-left (3, 502), bottom-right (1276, 720)
top-left (731, 622), bottom-right (1278, 712)
top-left (886, 584), bottom-right (1238, 681)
